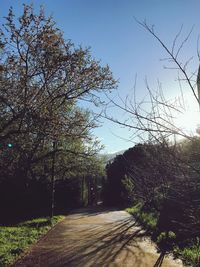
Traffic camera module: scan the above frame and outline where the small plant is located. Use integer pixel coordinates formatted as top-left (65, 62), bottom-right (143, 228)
top-left (156, 231), bottom-right (176, 249)
top-left (157, 231), bottom-right (176, 243)
top-left (139, 212), bottom-right (157, 231)
top-left (180, 238), bottom-right (200, 267)
top-left (126, 202), bottom-right (142, 215)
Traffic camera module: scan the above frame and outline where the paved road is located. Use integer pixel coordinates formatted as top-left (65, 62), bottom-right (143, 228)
top-left (12, 208), bottom-right (183, 267)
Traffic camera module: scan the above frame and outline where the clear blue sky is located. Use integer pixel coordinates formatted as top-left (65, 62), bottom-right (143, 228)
top-left (1, 0), bottom-right (200, 153)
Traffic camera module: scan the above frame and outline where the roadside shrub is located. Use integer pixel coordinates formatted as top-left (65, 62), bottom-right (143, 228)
top-left (180, 238), bottom-right (200, 267)
top-left (156, 231), bottom-right (176, 250)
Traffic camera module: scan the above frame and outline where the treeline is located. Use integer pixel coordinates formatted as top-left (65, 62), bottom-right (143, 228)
top-left (103, 139), bottom-right (200, 266)
top-left (0, 5), bottom-right (116, 223)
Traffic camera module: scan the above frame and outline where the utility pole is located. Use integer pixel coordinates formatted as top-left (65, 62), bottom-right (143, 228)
top-left (197, 65), bottom-right (200, 109)
top-left (51, 140), bottom-right (56, 218)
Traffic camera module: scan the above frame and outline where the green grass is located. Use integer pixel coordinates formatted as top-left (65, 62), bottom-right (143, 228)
top-left (126, 203), bottom-right (158, 232)
top-left (177, 238), bottom-right (200, 267)
top-left (181, 247), bottom-right (200, 267)
top-left (0, 215), bottom-right (65, 266)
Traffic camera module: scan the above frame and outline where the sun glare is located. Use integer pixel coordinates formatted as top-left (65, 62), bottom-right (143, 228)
top-left (175, 110), bottom-right (200, 135)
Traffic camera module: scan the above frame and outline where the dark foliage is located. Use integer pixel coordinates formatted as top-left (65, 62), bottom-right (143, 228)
top-left (103, 141), bottom-right (200, 249)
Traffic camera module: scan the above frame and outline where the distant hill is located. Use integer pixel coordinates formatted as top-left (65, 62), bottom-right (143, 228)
top-left (100, 150), bottom-right (125, 163)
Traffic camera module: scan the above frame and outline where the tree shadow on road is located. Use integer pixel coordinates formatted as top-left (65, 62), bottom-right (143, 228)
top-left (153, 251), bottom-right (166, 267)
top-left (55, 210), bottom-right (151, 266)
top-left (12, 208), bottom-right (172, 267)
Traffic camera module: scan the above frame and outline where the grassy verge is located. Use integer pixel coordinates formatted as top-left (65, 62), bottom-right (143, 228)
top-left (126, 203), bottom-right (158, 233)
top-left (0, 215), bottom-right (65, 266)
top-left (126, 204), bottom-right (200, 267)
top-left (175, 239), bottom-right (200, 267)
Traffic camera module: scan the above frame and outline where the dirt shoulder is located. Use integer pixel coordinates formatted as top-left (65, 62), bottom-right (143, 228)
top-left (11, 208), bottom-right (183, 267)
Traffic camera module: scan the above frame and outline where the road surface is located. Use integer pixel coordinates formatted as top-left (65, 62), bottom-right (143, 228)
top-left (12, 208), bottom-right (183, 267)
